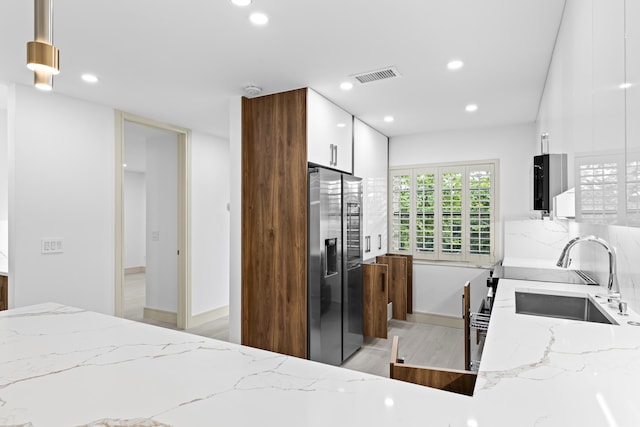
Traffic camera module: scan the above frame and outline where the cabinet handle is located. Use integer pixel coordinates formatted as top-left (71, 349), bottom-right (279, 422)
top-left (381, 271), bottom-right (386, 293)
top-left (365, 236), bottom-right (370, 253)
top-left (329, 144), bottom-right (335, 165)
top-left (333, 145), bottom-right (338, 166)
top-left (378, 234), bottom-right (382, 250)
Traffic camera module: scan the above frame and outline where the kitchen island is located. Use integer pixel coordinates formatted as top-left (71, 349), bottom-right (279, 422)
top-left (0, 303), bottom-right (469, 426)
top-left (2, 277), bottom-right (640, 426)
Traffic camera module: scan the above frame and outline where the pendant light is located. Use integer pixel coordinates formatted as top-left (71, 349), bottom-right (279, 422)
top-left (27, 0), bottom-right (60, 91)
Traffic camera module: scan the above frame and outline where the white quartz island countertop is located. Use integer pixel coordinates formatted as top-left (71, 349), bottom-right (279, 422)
top-left (0, 303), bottom-right (469, 426)
top-left (2, 277), bottom-right (640, 426)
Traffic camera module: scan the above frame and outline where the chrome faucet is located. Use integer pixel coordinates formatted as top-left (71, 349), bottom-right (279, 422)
top-left (556, 236), bottom-right (620, 296)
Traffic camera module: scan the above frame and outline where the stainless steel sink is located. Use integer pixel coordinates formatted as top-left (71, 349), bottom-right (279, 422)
top-left (515, 291), bottom-right (617, 325)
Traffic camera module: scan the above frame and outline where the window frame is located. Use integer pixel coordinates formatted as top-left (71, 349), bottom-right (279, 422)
top-left (389, 160), bottom-right (499, 266)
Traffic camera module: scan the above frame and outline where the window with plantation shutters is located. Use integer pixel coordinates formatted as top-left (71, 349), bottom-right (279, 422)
top-left (415, 170), bottom-right (436, 255)
top-left (468, 167), bottom-right (492, 256)
top-left (390, 171), bottom-right (412, 253)
top-left (389, 161), bottom-right (498, 265)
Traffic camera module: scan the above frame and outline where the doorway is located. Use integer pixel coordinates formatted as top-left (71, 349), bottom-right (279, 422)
top-left (115, 112), bottom-right (191, 329)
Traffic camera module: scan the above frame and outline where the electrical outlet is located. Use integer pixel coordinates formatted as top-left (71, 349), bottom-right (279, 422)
top-left (41, 239), bottom-right (63, 254)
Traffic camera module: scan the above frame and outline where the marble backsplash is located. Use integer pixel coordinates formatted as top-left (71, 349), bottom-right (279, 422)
top-left (503, 219), bottom-right (640, 312)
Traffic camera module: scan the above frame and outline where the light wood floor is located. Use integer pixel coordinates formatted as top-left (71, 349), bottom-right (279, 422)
top-left (341, 319), bottom-right (464, 377)
top-left (124, 273), bottom-right (466, 377)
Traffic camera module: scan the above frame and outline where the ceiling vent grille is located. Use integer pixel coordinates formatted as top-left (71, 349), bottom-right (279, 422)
top-left (352, 66), bottom-right (401, 84)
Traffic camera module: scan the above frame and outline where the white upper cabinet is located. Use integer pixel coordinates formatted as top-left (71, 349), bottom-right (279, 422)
top-left (353, 118), bottom-right (388, 260)
top-left (307, 89), bottom-right (353, 173)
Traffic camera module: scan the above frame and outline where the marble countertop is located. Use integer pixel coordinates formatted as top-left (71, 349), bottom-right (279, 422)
top-left (0, 303), bottom-right (470, 426)
top-left (2, 278), bottom-right (640, 426)
top-left (474, 278), bottom-right (640, 426)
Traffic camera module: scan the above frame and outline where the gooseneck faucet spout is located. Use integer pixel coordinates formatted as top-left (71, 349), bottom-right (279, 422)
top-left (556, 236), bottom-right (619, 295)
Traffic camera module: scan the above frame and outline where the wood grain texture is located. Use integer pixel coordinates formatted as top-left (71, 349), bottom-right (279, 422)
top-left (376, 256), bottom-right (407, 320)
top-left (241, 88), bottom-right (308, 358)
top-left (463, 281), bottom-right (471, 371)
top-left (390, 336), bottom-right (477, 396)
top-left (0, 275), bottom-right (6, 311)
top-left (363, 263), bottom-right (388, 338)
top-left (387, 253), bottom-right (413, 313)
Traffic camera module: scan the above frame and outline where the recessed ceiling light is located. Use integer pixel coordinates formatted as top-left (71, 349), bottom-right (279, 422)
top-left (465, 104), bottom-right (478, 112)
top-left (230, 0), bottom-right (252, 6)
top-left (384, 116), bottom-right (394, 123)
top-left (81, 74), bottom-right (99, 83)
top-left (340, 82), bottom-right (353, 90)
top-left (249, 12), bottom-right (269, 25)
top-left (447, 60), bottom-right (464, 71)
top-left (337, 123), bottom-right (346, 128)
top-left (619, 82), bottom-right (632, 89)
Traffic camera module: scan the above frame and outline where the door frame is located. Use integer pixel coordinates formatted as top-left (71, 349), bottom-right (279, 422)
top-left (114, 111), bottom-right (192, 329)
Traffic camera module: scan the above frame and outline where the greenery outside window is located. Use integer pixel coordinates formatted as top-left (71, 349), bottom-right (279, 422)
top-left (389, 160), bottom-right (498, 265)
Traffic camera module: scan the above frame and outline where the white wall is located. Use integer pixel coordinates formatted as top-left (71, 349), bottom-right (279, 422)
top-left (413, 264), bottom-right (487, 317)
top-left (0, 108), bottom-right (7, 222)
top-left (191, 130), bottom-right (230, 316)
top-left (124, 171), bottom-right (146, 269)
top-left (145, 135), bottom-right (178, 313)
top-left (5, 83), bottom-right (232, 320)
top-left (8, 84), bottom-right (115, 314)
top-left (228, 96), bottom-right (242, 343)
top-left (0, 108), bottom-right (8, 259)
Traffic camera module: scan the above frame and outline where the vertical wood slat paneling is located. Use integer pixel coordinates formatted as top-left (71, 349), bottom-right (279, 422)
top-left (241, 89), bottom-right (308, 358)
top-left (363, 263), bottom-right (388, 338)
top-left (376, 255), bottom-right (407, 320)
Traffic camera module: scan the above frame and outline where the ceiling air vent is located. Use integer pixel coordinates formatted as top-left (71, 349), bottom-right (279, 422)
top-left (352, 66), bottom-right (401, 84)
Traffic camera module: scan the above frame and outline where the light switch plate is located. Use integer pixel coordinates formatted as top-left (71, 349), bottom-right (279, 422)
top-left (41, 239), bottom-right (63, 254)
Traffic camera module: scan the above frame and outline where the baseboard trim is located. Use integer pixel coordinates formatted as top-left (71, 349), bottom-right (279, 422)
top-left (190, 305), bottom-right (229, 328)
top-left (125, 266), bottom-right (146, 274)
top-left (407, 311), bottom-right (464, 329)
top-left (143, 307), bottom-right (177, 324)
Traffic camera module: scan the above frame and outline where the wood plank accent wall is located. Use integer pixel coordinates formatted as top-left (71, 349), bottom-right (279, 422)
top-left (241, 88), bottom-right (308, 358)
top-left (363, 263), bottom-right (388, 338)
top-left (376, 255), bottom-right (407, 321)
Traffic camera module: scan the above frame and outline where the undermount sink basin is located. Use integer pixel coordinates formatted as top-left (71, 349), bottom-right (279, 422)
top-left (515, 291), bottom-right (617, 325)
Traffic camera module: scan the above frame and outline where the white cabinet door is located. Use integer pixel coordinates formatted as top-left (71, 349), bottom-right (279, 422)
top-left (354, 118), bottom-right (388, 260)
top-left (307, 89), bottom-right (353, 173)
top-left (626, 0), bottom-right (640, 225)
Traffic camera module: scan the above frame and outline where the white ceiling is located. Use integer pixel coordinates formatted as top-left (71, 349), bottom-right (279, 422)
top-left (0, 0), bottom-right (566, 139)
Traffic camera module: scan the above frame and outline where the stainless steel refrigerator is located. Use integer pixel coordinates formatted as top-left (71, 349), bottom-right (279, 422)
top-left (308, 166), bottom-right (363, 366)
